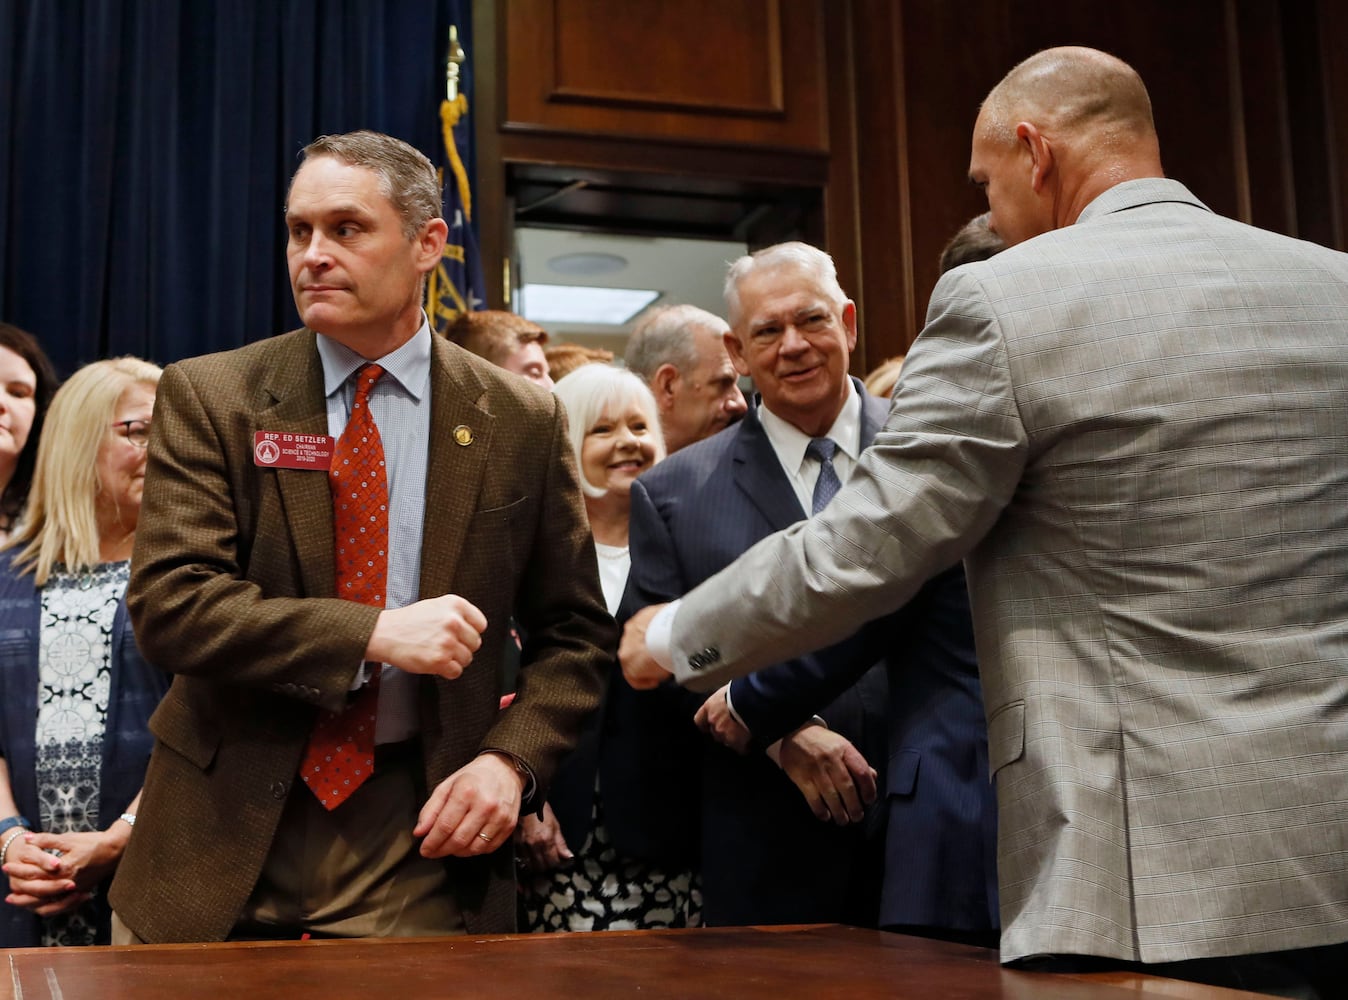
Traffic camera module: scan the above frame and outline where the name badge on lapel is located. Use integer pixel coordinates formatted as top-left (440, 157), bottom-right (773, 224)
top-left (253, 431), bottom-right (335, 470)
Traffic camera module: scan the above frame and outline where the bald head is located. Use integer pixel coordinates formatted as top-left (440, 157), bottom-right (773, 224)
top-left (969, 47), bottom-right (1164, 245)
top-left (981, 46), bottom-right (1157, 150)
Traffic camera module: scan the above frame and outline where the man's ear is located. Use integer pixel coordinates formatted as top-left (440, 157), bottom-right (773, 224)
top-left (723, 330), bottom-right (751, 378)
top-left (651, 363), bottom-right (679, 409)
top-left (840, 302), bottom-right (858, 352)
top-left (1016, 122), bottom-right (1054, 193)
top-left (416, 217), bottom-right (449, 273)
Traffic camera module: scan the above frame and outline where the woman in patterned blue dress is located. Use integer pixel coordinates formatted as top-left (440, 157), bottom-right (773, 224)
top-left (0, 357), bottom-right (167, 947)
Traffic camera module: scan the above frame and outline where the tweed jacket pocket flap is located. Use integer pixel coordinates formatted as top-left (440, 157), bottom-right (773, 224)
top-left (886, 748), bottom-right (921, 796)
top-left (472, 497), bottom-right (526, 528)
top-left (148, 691), bottom-right (220, 770)
top-left (468, 498), bottom-right (527, 572)
top-left (987, 700), bottom-right (1025, 779)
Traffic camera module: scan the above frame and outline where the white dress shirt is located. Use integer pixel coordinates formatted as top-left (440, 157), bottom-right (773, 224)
top-left (647, 380), bottom-right (864, 673)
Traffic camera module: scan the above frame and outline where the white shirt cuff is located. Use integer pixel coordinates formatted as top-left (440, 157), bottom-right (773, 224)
top-left (645, 599), bottom-right (680, 673)
top-left (722, 685), bottom-right (750, 735)
top-left (349, 660), bottom-right (378, 691)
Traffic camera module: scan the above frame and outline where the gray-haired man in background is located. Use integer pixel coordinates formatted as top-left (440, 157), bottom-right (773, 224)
top-left (625, 304), bottom-right (747, 453)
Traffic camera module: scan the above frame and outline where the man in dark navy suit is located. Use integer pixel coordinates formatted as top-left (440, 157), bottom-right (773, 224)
top-left (625, 242), bottom-right (998, 939)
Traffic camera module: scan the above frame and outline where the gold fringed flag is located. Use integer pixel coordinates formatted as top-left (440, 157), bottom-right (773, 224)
top-left (426, 32), bottom-right (485, 332)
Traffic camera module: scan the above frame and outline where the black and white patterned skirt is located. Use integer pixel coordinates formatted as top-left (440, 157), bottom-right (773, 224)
top-left (519, 785), bottom-right (702, 933)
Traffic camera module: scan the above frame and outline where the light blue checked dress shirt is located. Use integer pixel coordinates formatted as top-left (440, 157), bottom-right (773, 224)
top-left (316, 317), bottom-right (432, 744)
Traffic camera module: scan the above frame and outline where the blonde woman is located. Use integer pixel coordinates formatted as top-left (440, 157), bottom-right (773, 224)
top-left (519, 364), bottom-right (703, 931)
top-left (556, 364), bottom-right (666, 614)
top-left (0, 358), bottom-right (167, 947)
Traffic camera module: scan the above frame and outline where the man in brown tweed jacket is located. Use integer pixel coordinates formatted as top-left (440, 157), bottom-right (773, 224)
top-left (108, 131), bottom-right (612, 943)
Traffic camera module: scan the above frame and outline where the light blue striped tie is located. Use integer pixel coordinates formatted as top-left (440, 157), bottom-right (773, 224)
top-left (806, 437), bottom-right (841, 515)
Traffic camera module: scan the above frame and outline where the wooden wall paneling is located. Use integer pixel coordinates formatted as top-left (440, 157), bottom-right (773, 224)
top-left (1225, 0), bottom-right (1347, 252)
top-left (495, 130), bottom-right (829, 188)
top-left (475, 0), bottom-right (509, 308)
top-left (890, 1), bottom-right (1013, 341)
top-left (479, 0), bottom-right (1344, 363)
top-left (1010, 0), bottom-right (1244, 220)
top-left (478, 0), bottom-right (850, 340)
top-left (502, 0), bottom-right (828, 153)
top-left (845, 0), bottom-right (916, 367)
top-left (1229, 0), bottom-right (1295, 233)
top-left (877, 0), bottom-right (1253, 341)
top-left (1321, 0), bottom-right (1348, 250)
top-left (821, 0), bottom-right (865, 372)
top-left (550, 0), bottom-right (782, 113)
top-left (1279, 0), bottom-right (1339, 250)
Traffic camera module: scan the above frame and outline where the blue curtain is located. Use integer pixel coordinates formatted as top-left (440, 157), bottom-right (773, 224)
top-left (0, 0), bottom-right (474, 377)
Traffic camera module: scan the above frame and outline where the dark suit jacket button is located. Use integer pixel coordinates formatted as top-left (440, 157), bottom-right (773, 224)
top-left (270, 781), bottom-right (289, 800)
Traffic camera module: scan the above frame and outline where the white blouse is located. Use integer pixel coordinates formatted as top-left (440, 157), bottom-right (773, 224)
top-left (593, 542), bottom-right (631, 616)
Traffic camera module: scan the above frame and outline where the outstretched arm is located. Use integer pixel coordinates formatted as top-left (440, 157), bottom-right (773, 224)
top-left (653, 274), bottom-right (1026, 691)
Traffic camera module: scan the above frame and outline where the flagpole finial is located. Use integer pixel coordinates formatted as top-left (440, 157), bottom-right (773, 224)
top-left (446, 25), bottom-right (466, 103)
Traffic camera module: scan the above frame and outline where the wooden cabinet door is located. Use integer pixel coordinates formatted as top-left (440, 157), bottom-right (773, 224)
top-left (502, 0), bottom-right (828, 153)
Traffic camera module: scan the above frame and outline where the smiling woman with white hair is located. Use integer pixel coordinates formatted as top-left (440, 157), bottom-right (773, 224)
top-left (553, 363), bottom-right (665, 611)
top-left (0, 358), bottom-right (169, 948)
top-left (517, 363), bottom-right (702, 932)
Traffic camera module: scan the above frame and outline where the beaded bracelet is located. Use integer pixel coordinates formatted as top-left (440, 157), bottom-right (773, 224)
top-left (0, 828), bottom-right (25, 866)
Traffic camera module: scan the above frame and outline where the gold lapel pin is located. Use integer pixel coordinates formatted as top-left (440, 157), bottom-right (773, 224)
top-left (453, 424), bottom-right (474, 447)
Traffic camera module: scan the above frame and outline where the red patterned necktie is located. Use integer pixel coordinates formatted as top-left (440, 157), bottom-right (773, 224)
top-left (300, 363), bottom-right (389, 809)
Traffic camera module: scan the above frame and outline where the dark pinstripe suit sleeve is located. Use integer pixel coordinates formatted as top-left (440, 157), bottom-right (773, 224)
top-left (727, 618), bottom-right (888, 745)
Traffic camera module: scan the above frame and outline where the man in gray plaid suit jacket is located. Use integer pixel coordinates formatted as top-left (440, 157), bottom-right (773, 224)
top-left (620, 46), bottom-right (1348, 992)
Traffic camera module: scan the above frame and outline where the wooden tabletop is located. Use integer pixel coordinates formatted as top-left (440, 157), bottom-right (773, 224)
top-left (2, 924), bottom-right (1268, 999)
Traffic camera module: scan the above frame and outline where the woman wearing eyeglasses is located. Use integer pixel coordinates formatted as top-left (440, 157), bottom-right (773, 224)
top-left (0, 357), bottom-right (168, 947)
